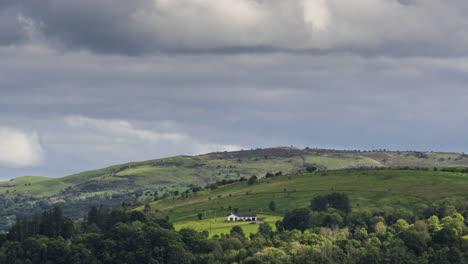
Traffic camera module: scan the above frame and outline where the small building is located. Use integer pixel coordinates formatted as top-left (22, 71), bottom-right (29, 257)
top-left (227, 213), bottom-right (257, 222)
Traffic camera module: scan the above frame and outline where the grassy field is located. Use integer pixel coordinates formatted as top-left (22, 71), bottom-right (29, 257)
top-left (174, 215), bottom-right (283, 237)
top-left (0, 176), bottom-right (71, 197)
top-left (139, 168), bottom-right (468, 236)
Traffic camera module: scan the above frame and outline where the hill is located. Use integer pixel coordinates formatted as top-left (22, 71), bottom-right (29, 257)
top-left (1, 147), bottom-right (468, 229)
top-left (3, 168), bottom-right (468, 263)
top-left (137, 168), bottom-right (468, 236)
top-left (4, 148), bottom-right (468, 197)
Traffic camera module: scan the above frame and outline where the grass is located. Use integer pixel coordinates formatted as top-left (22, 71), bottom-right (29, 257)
top-left (304, 155), bottom-right (382, 169)
top-left (174, 215), bottom-right (283, 237)
top-left (3, 147), bottom-right (468, 210)
top-left (0, 176), bottom-right (71, 197)
top-left (1, 148), bottom-right (384, 198)
top-left (139, 168), bottom-right (468, 236)
top-left (5, 147), bottom-right (468, 200)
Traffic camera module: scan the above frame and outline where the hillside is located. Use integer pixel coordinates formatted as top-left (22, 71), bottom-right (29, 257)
top-left (3, 148), bottom-right (468, 197)
top-left (1, 147), bottom-right (468, 229)
top-left (138, 168), bottom-right (468, 236)
top-left (3, 167), bottom-right (468, 263)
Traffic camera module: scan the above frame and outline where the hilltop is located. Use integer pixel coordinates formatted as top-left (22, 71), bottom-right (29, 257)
top-left (3, 147), bottom-right (468, 195)
top-left (1, 147), bottom-right (468, 229)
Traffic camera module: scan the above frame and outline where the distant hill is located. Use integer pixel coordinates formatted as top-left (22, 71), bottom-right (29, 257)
top-left (1, 147), bottom-right (468, 229)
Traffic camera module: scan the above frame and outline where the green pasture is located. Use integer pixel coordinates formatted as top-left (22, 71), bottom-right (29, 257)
top-left (174, 215), bottom-right (282, 237)
top-left (142, 169), bottom-right (468, 226)
top-left (0, 176), bottom-right (71, 197)
top-left (3, 147), bottom-right (468, 209)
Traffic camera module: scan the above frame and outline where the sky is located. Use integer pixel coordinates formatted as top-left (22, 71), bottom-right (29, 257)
top-left (1, 0), bottom-right (468, 180)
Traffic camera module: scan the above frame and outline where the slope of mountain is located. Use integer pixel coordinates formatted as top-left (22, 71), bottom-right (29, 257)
top-left (1, 147), bottom-right (468, 230)
top-left (137, 168), bottom-right (468, 236)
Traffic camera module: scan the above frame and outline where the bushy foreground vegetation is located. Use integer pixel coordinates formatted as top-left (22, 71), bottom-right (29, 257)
top-left (1, 191), bottom-right (468, 264)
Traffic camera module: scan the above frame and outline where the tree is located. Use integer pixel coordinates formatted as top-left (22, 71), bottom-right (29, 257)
top-left (311, 195), bottom-right (329, 211)
top-left (192, 186), bottom-right (202, 193)
top-left (250, 247), bottom-right (289, 264)
top-left (432, 228), bottom-right (459, 246)
top-left (275, 220), bottom-right (284, 232)
top-left (374, 222), bottom-right (387, 233)
top-left (441, 213), bottom-right (466, 235)
top-left (324, 212), bottom-right (344, 227)
top-left (230, 226), bottom-right (245, 239)
top-left (283, 208), bottom-right (312, 232)
top-left (247, 176), bottom-right (258, 185)
top-left (310, 193), bottom-right (351, 213)
top-left (300, 233), bottom-right (330, 246)
top-left (269, 201), bottom-right (276, 212)
top-left (354, 227), bottom-right (368, 240)
top-left (0, 232), bottom-right (6, 247)
top-left (306, 166), bottom-right (317, 173)
top-left (393, 219), bottom-right (410, 233)
top-left (399, 230), bottom-right (427, 256)
top-left (258, 223), bottom-right (273, 238)
top-left (427, 215), bottom-right (441, 233)
top-left (144, 204), bottom-right (151, 213)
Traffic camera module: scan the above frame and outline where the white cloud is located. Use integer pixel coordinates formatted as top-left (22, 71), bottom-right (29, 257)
top-left (130, 0), bottom-right (468, 53)
top-left (65, 115), bottom-right (186, 142)
top-left (302, 0), bottom-right (331, 32)
top-left (0, 127), bottom-right (45, 167)
top-left (65, 115), bottom-right (243, 156)
top-left (17, 13), bottom-right (42, 41)
top-left (134, 0), bottom-right (269, 48)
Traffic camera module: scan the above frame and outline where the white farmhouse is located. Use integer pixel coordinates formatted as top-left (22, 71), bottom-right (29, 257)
top-left (227, 213), bottom-right (257, 222)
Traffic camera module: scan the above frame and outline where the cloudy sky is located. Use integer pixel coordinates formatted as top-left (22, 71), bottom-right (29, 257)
top-left (1, 0), bottom-right (468, 180)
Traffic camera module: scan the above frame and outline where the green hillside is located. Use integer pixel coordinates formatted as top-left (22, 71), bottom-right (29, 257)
top-left (3, 148), bottom-right (468, 199)
top-left (136, 168), bottom-right (468, 236)
top-left (2, 147), bottom-right (468, 230)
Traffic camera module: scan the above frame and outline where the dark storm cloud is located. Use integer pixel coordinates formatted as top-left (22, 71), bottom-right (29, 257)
top-left (0, 4), bottom-right (27, 45)
top-left (1, 0), bottom-right (468, 56)
top-left (25, 0), bottom-right (157, 55)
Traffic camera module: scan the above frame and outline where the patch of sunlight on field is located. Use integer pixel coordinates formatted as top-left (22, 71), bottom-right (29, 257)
top-left (174, 214), bottom-right (282, 237)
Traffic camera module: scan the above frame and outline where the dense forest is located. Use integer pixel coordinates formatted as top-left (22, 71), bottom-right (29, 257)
top-left (1, 193), bottom-right (467, 264)
top-left (0, 191), bottom-right (140, 231)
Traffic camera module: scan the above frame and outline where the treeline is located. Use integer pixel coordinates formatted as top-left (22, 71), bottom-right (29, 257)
top-left (0, 191), bottom-right (141, 231)
top-left (8, 207), bottom-right (74, 241)
top-left (1, 195), bottom-right (467, 263)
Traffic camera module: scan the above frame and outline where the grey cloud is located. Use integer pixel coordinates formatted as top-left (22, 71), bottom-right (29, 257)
top-left (2, 41), bottom-right (468, 179)
top-left (1, 0), bottom-right (468, 56)
top-left (0, 5), bottom-right (27, 45)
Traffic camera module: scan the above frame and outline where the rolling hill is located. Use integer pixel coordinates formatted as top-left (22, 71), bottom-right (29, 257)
top-left (1, 147), bottom-right (468, 230)
top-left (137, 168), bottom-right (468, 237)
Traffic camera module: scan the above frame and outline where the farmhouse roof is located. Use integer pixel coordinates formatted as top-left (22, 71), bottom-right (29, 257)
top-left (232, 213), bottom-right (257, 217)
